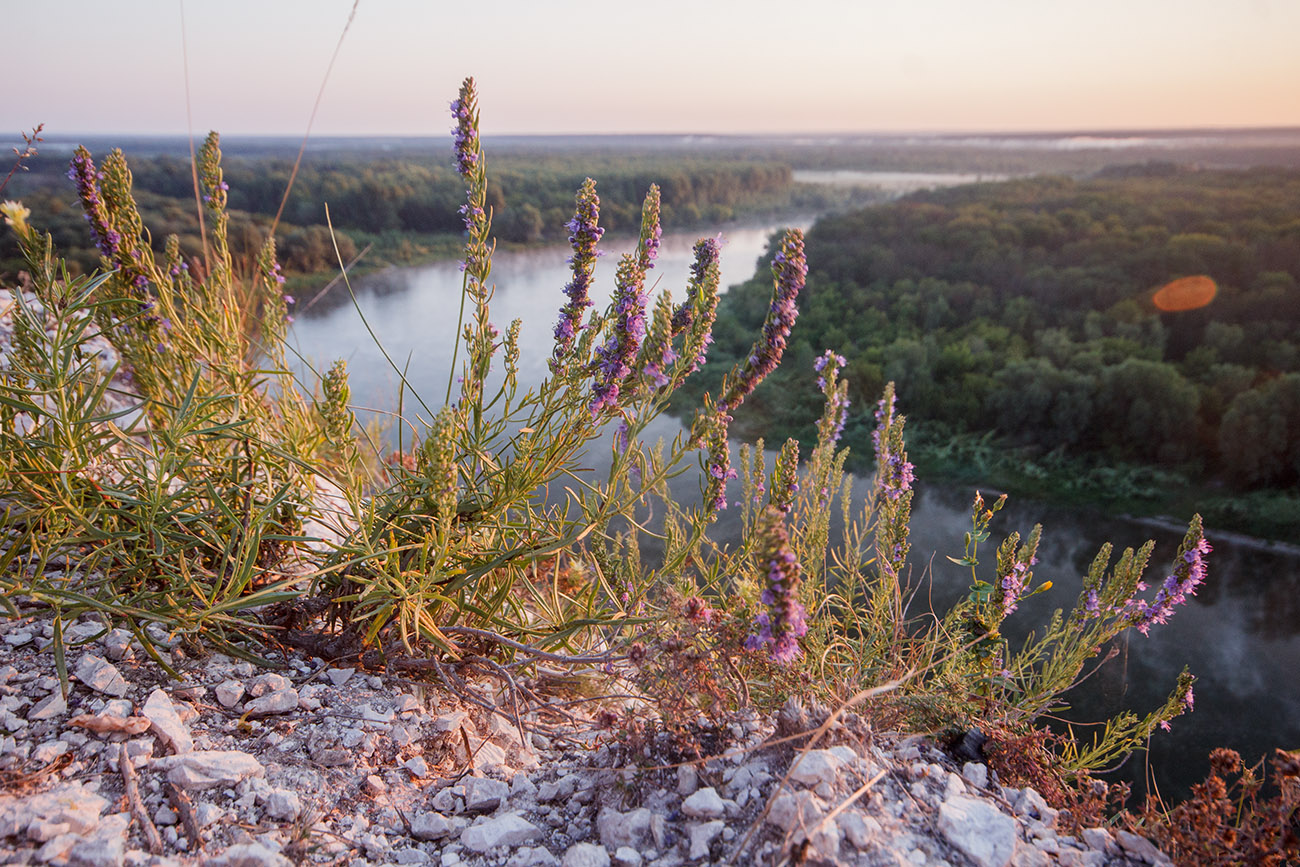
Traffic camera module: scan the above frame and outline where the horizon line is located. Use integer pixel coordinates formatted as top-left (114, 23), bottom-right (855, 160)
top-left (12, 123), bottom-right (1300, 142)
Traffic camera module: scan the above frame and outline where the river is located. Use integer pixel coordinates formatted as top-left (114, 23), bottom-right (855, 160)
top-left (289, 219), bottom-right (1300, 801)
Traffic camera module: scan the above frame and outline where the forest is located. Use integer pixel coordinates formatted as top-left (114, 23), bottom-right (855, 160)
top-left (0, 141), bottom-right (867, 281)
top-left (681, 166), bottom-right (1300, 541)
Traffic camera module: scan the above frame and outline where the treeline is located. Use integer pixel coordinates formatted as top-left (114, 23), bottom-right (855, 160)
top-left (2, 147), bottom-right (824, 279)
top-left (681, 167), bottom-right (1300, 525)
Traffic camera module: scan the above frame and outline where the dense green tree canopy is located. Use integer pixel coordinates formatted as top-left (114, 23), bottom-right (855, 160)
top-left (681, 168), bottom-right (1300, 504)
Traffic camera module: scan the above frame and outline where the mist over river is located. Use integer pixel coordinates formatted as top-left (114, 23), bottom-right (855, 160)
top-left (289, 219), bottom-right (1300, 801)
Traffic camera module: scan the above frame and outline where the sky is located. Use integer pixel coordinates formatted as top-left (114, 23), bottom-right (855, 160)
top-left (5, 0), bottom-right (1299, 138)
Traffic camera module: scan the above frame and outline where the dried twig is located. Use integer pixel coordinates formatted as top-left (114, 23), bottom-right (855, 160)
top-left (166, 780), bottom-right (202, 851)
top-left (119, 744), bottom-right (163, 854)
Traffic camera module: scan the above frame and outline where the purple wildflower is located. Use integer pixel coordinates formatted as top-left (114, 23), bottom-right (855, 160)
top-left (589, 187), bottom-right (660, 414)
top-left (999, 557), bottom-right (1039, 615)
top-left (704, 413), bottom-right (736, 510)
top-left (745, 506), bottom-right (808, 665)
top-left (673, 236), bottom-right (722, 373)
top-left (68, 147), bottom-right (118, 258)
top-left (450, 83), bottom-right (480, 178)
top-left (1133, 518), bottom-right (1211, 636)
top-left (873, 389), bottom-right (915, 501)
top-left (718, 231), bottom-right (806, 413)
top-left (815, 350), bottom-right (851, 445)
top-left (1083, 588), bottom-right (1101, 619)
top-left (551, 179), bottom-right (603, 371)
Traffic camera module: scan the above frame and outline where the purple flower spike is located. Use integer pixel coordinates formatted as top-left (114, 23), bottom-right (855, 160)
top-left (68, 147), bottom-right (118, 258)
top-left (873, 388), bottom-right (914, 502)
top-left (1133, 517), bottom-right (1211, 636)
top-left (551, 179), bottom-right (603, 371)
top-left (718, 230), bottom-right (806, 413)
top-left (450, 84), bottom-right (481, 179)
top-left (745, 506), bottom-right (808, 666)
top-left (589, 186), bottom-right (660, 414)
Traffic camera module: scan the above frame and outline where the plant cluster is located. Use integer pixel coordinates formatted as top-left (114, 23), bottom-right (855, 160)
top-left (1131, 748), bottom-right (1300, 865)
top-left (0, 81), bottom-right (1248, 837)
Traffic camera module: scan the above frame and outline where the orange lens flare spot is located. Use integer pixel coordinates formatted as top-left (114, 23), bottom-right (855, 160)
top-left (1153, 275), bottom-right (1217, 312)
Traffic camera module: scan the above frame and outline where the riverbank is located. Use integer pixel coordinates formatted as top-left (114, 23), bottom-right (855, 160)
top-left (909, 430), bottom-right (1300, 547)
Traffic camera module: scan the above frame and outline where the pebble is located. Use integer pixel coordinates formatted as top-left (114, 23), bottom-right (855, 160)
top-left (938, 794), bottom-right (1018, 867)
top-left (244, 687), bottom-right (299, 716)
top-left (215, 680), bottom-right (246, 708)
top-left (74, 655), bottom-right (128, 697)
top-left (27, 690), bottom-right (67, 721)
top-left (680, 786), bottom-right (726, 819)
top-left (461, 813), bottom-right (542, 852)
top-left (561, 842), bottom-right (610, 867)
top-left (142, 687), bottom-right (194, 753)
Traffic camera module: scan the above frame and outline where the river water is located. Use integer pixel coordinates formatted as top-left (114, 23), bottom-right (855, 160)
top-left (289, 220), bottom-right (1300, 800)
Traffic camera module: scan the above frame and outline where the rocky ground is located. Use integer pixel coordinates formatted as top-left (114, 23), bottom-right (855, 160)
top-left (0, 612), bottom-right (1176, 867)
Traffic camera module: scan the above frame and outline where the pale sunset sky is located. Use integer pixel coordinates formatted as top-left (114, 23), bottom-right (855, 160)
top-left (5, 0), bottom-right (1298, 137)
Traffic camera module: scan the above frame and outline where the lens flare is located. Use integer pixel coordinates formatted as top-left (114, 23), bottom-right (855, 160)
top-left (1153, 275), bottom-right (1217, 312)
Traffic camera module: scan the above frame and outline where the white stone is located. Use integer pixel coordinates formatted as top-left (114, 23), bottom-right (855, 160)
top-left (508, 848), bottom-right (560, 867)
top-left (460, 813), bottom-right (542, 852)
top-left (788, 749), bottom-right (845, 788)
top-left (215, 680), bottom-right (246, 708)
top-left (1011, 844), bottom-right (1053, 867)
top-left (688, 820), bottom-right (725, 860)
top-left (246, 673), bottom-right (292, 696)
top-left (677, 763), bottom-right (699, 795)
top-left (75, 654), bottom-right (128, 697)
top-left (0, 782), bottom-right (108, 836)
top-left (403, 756), bottom-right (429, 778)
top-left (681, 786), bottom-right (726, 819)
top-left (463, 775), bottom-right (510, 812)
top-left (963, 761), bottom-right (989, 789)
top-left (26, 819), bottom-right (71, 842)
top-left (153, 750), bottom-right (265, 789)
top-left (66, 811), bottom-right (129, 867)
top-left (27, 691), bottom-right (67, 721)
top-left (1014, 787), bottom-right (1058, 826)
top-left (208, 842), bottom-right (294, 867)
top-left (434, 710), bottom-right (469, 732)
top-left (561, 842), bottom-right (611, 867)
top-left (102, 629), bottom-right (133, 661)
top-left (1116, 830), bottom-right (1168, 864)
top-left (263, 789), bottom-right (302, 820)
top-left (410, 810), bottom-right (456, 841)
top-left (512, 772), bottom-right (538, 800)
top-left (326, 667), bottom-right (354, 686)
top-left (938, 794), bottom-right (1018, 867)
top-left (32, 740), bottom-right (69, 763)
top-left (596, 806), bottom-right (654, 849)
top-left (37, 834), bottom-right (77, 863)
top-left (612, 847), bottom-right (643, 867)
top-left (142, 688), bottom-right (193, 754)
top-left (1081, 827), bottom-right (1114, 851)
top-left (766, 790), bottom-right (826, 832)
top-left (245, 688), bottom-right (299, 716)
top-left (837, 810), bottom-right (881, 849)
